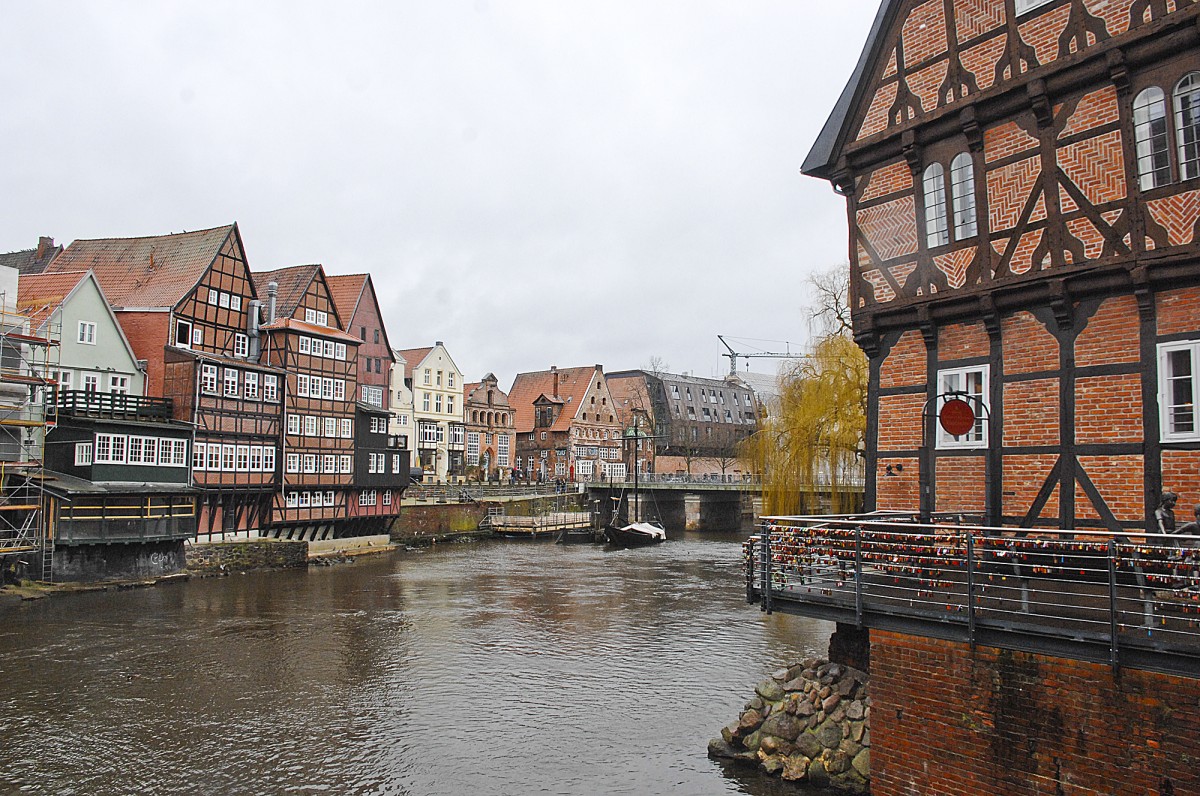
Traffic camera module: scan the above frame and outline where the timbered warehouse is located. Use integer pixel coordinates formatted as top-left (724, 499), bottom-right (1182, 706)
top-left (805, 0), bottom-right (1200, 531)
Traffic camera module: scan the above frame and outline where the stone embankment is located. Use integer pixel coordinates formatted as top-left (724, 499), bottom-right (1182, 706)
top-left (708, 658), bottom-right (870, 793)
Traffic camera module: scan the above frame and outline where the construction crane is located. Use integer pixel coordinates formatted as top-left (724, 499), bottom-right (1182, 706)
top-left (718, 335), bottom-right (805, 376)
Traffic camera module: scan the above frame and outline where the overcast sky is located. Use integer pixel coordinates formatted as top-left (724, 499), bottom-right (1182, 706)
top-left (2, 2), bottom-right (877, 386)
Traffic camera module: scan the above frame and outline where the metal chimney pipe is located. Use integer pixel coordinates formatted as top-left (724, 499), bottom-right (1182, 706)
top-left (267, 281), bottom-right (278, 324)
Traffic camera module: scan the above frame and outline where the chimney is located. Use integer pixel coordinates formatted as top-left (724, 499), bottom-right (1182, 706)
top-left (267, 281), bottom-right (278, 323)
top-left (248, 299), bottom-right (262, 358)
top-left (435, 340), bottom-right (444, 347)
top-left (551, 365), bottom-right (559, 398)
top-left (36, 236), bottom-right (53, 259)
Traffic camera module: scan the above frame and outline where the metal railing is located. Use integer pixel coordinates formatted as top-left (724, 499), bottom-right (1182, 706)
top-left (744, 513), bottom-right (1200, 673)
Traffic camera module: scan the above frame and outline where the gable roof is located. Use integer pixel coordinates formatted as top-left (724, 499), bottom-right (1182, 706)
top-left (508, 366), bottom-right (603, 434)
top-left (46, 225), bottom-right (237, 309)
top-left (252, 264), bottom-right (322, 322)
top-left (17, 271), bottom-right (91, 332)
top-left (326, 273), bottom-right (394, 358)
top-left (801, 0), bottom-right (897, 180)
top-left (395, 346), bottom-right (433, 370)
top-left (0, 238), bottom-right (63, 276)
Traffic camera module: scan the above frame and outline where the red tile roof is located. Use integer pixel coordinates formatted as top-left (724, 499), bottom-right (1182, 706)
top-left (260, 317), bottom-right (362, 344)
top-left (508, 366), bottom-right (600, 433)
top-left (17, 271), bottom-right (90, 332)
top-left (325, 274), bottom-right (367, 323)
top-left (395, 347), bottom-right (433, 370)
top-left (45, 225), bottom-right (235, 309)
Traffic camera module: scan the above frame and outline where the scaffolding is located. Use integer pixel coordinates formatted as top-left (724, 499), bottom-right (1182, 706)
top-left (0, 300), bottom-right (59, 582)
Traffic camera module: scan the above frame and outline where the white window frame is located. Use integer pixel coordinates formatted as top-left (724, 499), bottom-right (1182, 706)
top-left (244, 372), bottom-right (260, 400)
top-left (194, 442), bottom-right (207, 470)
top-left (299, 336), bottom-right (312, 355)
top-left (75, 442), bottom-right (93, 466)
top-left (234, 333), bottom-right (248, 358)
top-left (1015, 0), bottom-right (1054, 14)
top-left (264, 375), bottom-right (278, 402)
top-left (77, 321), bottom-right (96, 345)
top-left (936, 365), bottom-right (990, 449)
top-left (201, 364), bottom-right (218, 395)
top-left (1159, 341), bottom-right (1200, 442)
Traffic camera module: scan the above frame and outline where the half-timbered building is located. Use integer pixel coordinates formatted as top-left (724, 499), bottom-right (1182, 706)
top-left (804, 0), bottom-right (1200, 530)
top-left (253, 265), bottom-right (362, 537)
top-left (45, 226), bottom-right (282, 538)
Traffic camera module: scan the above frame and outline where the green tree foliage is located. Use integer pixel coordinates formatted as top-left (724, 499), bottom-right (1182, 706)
top-left (741, 270), bottom-right (867, 515)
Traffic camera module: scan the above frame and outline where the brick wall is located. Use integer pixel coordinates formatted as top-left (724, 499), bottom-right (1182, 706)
top-left (877, 457), bottom-right (920, 512)
top-left (1158, 286), bottom-right (1200, 337)
top-left (115, 311), bottom-right (170, 395)
top-left (870, 631), bottom-right (1200, 796)
top-left (1075, 373), bottom-right (1143, 445)
top-left (1003, 379), bottom-right (1060, 447)
top-left (935, 456), bottom-right (986, 512)
top-left (1077, 454), bottom-right (1145, 523)
top-left (1076, 296), bottom-right (1140, 366)
top-left (878, 394), bottom-right (926, 451)
top-left (1002, 311), bottom-right (1058, 374)
top-left (880, 331), bottom-right (928, 388)
top-left (1003, 453), bottom-right (1060, 521)
top-left (938, 321), bottom-right (989, 361)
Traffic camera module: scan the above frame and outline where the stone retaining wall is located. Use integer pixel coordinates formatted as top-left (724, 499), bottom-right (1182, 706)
top-left (185, 540), bottom-right (308, 573)
top-left (391, 503), bottom-right (491, 544)
top-left (709, 658), bottom-right (870, 793)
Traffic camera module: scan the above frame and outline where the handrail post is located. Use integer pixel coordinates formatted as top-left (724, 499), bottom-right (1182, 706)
top-left (966, 530), bottom-right (976, 645)
top-left (854, 525), bottom-right (863, 628)
top-left (761, 525), bottom-right (773, 615)
top-left (1108, 537), bottom-right (1119, 669)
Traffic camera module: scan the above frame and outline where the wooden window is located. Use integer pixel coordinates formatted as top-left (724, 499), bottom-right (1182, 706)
top-left (75, 442), bottom-right (93, 466)
top-left (922, 163), bottom-right (949, 248)
top-left (334, 380), bottom-right (345, 401)
top-left (286, 492), bottom-right (299, 508)
top-left (172, 439), bottom-right (187, 466)
top-left (435, 394), bottom-right (443, 413)
top-left (287, 414), bottom-right (300, 435)
top-left (950, 153), bottom-right (977, 240)
top-left (304, 416), bottom-right (317, 436)
top-left (208, 289), bottom-right (219, 305)
top-left (201, 365), bottom-right (218, 394)
top-left (305, 308), bottom-right (317, 324)
top-left (335, 343), bottom-right (346, 360)
top-left (77, 321), bottom-right (96, 345)
top-left (303, 454), bottom-right (317, 473)
top-left (264, 375), bottom-right (278, 402)
top-left (230, 295), bottom-right (241, 311)
top-left (383, 490), bottom-right (392, 506)
top-left (250, 446), bottom-right (263, 471)
top-left (287, 453), bottom-right (300, 473)
top-left (193, 442), bottom-right (206, 470)
top-left (1159, 341), bottom-right (1200, 441)
top-left (218, 292), bottom-right (230, 308)
top-left (234, 334), bottom-right (248, 358)
top-left (324, 417), bottom-right (336, 437)
top-left (298, 491), bottom-right (311, 508)
top-left (321, 377), bottom-right (333, 400)
top-left (222, 444), bottom-right (236, 471)
top-left (341, 455), bottom-right (352, 473)
top-left (108, 375), bottom-right (129, 394)
top-left (175, 320), bottom-right (192, 349)
top-left (192, 327), bottom-right (204, 346)
top-left (1175, 73), bottom-right (1200, 181)
top-left (936, 365), bottom-right (989, 449)
top-left (323, 454), bottom-right (336, 473)
top-left (207, 444), bottom-right (222, 470)
top-left (311, 491), bottom-right (324, 507)
top-left (341, 418), bottom-right (353, 437)
top-left (127, 436), bottom-right (144, 464)
top-left (299, 337), bottom-right (311, 355)
top-left (1134, 87), bottom-right (1172, 191)
top-left (297, 374), bottom-right (310, 397)
top-left (324, 490), bottom-right (334, 505)
top-left (236, 446), bottom-right (250, 472)
top-left (224, 368), bottom-right (240, 397)
top-left (323, 340), bottom-right (335, 358)
top-left (263, 446), bottom-right (275, 472)
top-left (244, 372), bottom-right (259, 400)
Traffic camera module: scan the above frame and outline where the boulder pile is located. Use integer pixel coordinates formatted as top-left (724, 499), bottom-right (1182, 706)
top-left (708, 658), bottom-right (870, 793)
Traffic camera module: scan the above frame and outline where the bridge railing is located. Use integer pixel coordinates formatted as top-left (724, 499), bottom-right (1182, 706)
top-left (745, 514), bottom-right (1200, 671)
top-left (581, 473), bottom-right (765, 487)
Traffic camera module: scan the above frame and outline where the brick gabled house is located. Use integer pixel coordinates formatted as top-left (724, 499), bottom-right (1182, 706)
top-left (804, 0), bottom-right (1200, 530)
top-left (463, 373), bottom-right (515, 480)
top-left (509, 365), bottom-right (623, 482)
top-left (45, 225), bottom-right (282, 537)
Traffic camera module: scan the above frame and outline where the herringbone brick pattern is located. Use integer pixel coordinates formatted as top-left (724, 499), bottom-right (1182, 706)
top-left (1058, 85), bottom-right (1121, 139)
top-left (907, 60), bottom-right (950, 113)
top-left (1009, 228), bottom-right (1045, 274)
top-left (1083, 0), bottom-right (1135, 37)
top-left (862, 267), bottom-right (897, 304)
top-left (883, 46), bottom-right (898, 79)
top-left (903, 0), bottom-right (949, 68)
top-left (934, 247), bottom-right (976, 289)
top-left (1066, 216), bottom-right (1106, 260)
top-left (891, 260), bottom-right (919, 291)
top-left (987, 156), bottom-right (1041, 231)
top-left (857, 195), bottom-right (919, 260)
top-left (984, 120), bottom-right (1040, 163)
top-left (954, 0), bottom-right (1006, 44)
top-left (1146, 189), bottom-right (1200, 246)
top-left (1018, 4), bottom-right (1073, 67)
top-left (1057, 130), bottom-right (1127, 206)
top-left (960, 35), bottom-right (1007, 94)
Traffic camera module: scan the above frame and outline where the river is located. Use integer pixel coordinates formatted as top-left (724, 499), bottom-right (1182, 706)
top-left (0, 531), bottom-right (838, 795)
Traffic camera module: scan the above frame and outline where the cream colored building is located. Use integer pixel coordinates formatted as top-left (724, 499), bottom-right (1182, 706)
top-left (394, 342), bottom-right (464, 482)
top-left (388, 349), bottom-right (415, 479)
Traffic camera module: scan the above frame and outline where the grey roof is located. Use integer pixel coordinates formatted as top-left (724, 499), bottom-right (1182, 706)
top-left (801, 0), bottom-right (897, 180)
top-left (38, 470), bottom-right (199, 497)
top-left (0, 239), bottom-right (63, 275)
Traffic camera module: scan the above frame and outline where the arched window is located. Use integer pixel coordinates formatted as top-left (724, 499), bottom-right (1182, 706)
top-left (1174, 73), bottom-right (1200, 180)
top-left (922, 163), bottom-right (949, 248)
top-left (949, 152), bottom-right (977, 240)
top-left (1134, 87), bottom-right (1171, 190)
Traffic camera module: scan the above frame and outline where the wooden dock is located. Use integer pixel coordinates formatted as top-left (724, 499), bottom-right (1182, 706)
top-left (485, 511), bottom-right (593, 540)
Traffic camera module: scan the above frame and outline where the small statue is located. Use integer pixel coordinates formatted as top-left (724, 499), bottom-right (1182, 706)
top-left (1177, 504), bottom-right (1200, 538)
top-left (1156, 491), bottom-right (1178, 535)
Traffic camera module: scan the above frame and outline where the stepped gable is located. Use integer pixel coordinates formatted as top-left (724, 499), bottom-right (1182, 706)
top-left (17, 271), bottom-right (90, 331)
top-left (508, 366), bottom-right (596, 433)
top-left (45, 225), bottom-right (235, 308)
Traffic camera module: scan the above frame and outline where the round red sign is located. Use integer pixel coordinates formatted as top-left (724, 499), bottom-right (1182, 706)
top-left (939, 398), bottom-right (976, 437)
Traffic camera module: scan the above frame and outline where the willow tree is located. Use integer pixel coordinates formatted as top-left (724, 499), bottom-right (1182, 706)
top-left (741, 269), bottom-right (868, 515)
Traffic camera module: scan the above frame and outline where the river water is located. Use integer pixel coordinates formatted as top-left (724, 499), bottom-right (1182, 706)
top-left (0, 531), bottom-right (837, 795)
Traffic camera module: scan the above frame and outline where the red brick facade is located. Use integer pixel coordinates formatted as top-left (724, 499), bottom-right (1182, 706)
top-left (870, 631), bottom-right (1200, 796)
